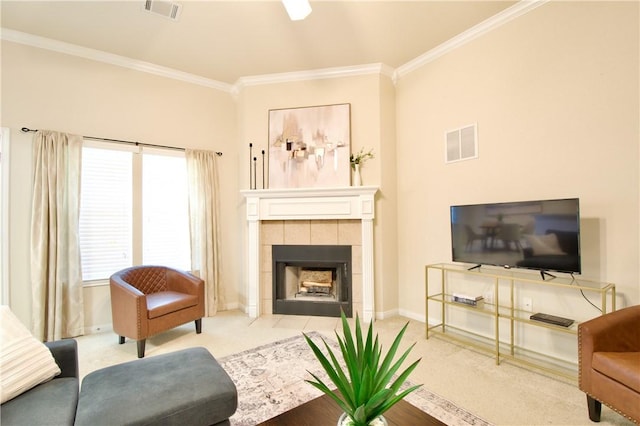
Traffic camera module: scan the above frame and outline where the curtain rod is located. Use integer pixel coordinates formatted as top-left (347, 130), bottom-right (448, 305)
top-left (21, 127), bottom-right (222, 156)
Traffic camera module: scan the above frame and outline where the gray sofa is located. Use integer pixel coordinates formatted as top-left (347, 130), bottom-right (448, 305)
top-left (1, 339), bottom-right (237, 426)
top-left (1, 339), bottom-right (79, 425)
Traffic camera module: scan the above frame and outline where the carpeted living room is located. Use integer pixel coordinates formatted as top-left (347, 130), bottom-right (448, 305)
top-left (1, 1), bottom-right (638, 425)
top-left (69, 311), bottom-right (636, 425)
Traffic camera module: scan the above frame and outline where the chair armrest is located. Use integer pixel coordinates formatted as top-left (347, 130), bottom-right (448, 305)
top-left (579, 306), bottom-right (640, 353)
top-left (579, 305), bottom-right (640, 392)
top-left (166, 268), bottom-right (204, 296)
top-left (45, 339), bottom-right (78, 378)
top-left (110, 275), bottom-right (148, 338)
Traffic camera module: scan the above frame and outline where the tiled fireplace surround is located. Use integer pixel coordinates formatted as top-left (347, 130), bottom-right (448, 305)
top-left (241, 187), bottom-right (378, 323)
top-left (263, 220), bottom-right (360, 315)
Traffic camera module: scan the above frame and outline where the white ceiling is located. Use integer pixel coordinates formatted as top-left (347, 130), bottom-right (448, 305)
top-left (1, 1), bottom-right (517, 85)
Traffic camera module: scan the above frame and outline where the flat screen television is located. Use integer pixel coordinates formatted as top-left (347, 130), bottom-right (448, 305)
top-left (450, 198), bottom-right (581, 275)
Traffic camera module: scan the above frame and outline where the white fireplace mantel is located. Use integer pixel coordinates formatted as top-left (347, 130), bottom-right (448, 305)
top-left (241, 186), bottom-right (378, 322)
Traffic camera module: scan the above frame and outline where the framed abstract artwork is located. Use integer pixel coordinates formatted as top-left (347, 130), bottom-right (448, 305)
top-left (268, 103), bottom-right (351, 189)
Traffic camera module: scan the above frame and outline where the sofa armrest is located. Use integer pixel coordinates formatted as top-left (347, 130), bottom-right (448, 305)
top-left (45, 339), bottom-right (78, 379)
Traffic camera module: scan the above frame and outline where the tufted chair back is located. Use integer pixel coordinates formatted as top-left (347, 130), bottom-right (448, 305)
top-left (120, 266), bottom-right (168, 294)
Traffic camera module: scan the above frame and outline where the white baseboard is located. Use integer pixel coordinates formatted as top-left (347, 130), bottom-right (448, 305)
top-left (397, 308), bottom-right (426, 323)
top-left (85, 324), bottom-right (113, 335)
top-left (221, 301), bottom-right (240, 311)
top-left (375, 308), bottom-right (399, 320)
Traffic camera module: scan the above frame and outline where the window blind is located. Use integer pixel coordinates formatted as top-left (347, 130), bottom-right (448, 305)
top-left (79, 147), bottom-right (133, 281)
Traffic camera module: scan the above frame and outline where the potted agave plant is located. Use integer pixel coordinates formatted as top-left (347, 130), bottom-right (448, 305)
top-left (303, 312), bottom-right (422, 426)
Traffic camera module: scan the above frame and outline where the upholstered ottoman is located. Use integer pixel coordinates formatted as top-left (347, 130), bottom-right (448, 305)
top-left (75, 347), bottom-right (237, 426)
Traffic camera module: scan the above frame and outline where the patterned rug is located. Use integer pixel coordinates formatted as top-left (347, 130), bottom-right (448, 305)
top-left (218, 332), bottom-right (492, 425)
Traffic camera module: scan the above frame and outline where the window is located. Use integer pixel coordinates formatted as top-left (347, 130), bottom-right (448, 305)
top-left (79, 143), bottom-right (191, 282)
top-left (142, 151), bottom-right (190, 268)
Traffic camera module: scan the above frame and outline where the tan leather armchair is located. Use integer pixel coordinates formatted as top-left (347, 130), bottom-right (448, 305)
top-left (110, 265), bottom-right (205, 358)
top-left (578, 305), bottom-right (640, 423)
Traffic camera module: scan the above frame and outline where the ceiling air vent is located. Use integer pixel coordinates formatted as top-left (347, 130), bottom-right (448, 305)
top-left (445, 123), bottom-right (478, 163)
top-left (143, 0), bottom-right (182, 21)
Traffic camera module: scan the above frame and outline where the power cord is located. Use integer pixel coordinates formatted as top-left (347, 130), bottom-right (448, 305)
top-left (570, 273), bottom-right (603, 313)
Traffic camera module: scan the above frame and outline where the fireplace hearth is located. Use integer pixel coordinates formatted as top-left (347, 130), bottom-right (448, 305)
top-left (273, 245), bottom-right (352, 317)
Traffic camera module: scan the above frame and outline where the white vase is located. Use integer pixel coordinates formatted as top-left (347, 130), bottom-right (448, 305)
top-left (337, 412), bottom-right (387, 426)
top-left (353, 164), bottom-right (362, 186)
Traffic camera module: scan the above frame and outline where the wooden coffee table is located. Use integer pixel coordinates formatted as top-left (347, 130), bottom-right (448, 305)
top-left (257, 393), bottom-right (446, 425)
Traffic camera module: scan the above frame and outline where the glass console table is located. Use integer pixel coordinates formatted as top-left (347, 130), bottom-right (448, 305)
top-left (425, 263), bottom-right (616, 380)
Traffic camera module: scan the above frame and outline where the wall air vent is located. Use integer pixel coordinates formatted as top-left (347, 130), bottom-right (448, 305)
top-left (445, 123), bottom-right (478, 163)
top-left (143, 0), bottom-right (182, 21)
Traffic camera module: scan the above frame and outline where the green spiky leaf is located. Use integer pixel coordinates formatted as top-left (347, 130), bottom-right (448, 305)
top-left (304, 311), bottom-right (422, 425)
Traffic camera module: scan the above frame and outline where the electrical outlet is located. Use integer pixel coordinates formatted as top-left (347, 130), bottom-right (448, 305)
top-left (523, 297), bottom-right (533, 311)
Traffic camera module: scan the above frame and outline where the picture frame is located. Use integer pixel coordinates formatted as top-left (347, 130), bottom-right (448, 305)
top-left (268, 103), bottom-right (351, 189)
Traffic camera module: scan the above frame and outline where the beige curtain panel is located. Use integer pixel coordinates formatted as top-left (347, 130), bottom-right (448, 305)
top-left (185, 149), bottom-right (222, 316)
top-left (30, 130), bottom-right (85, 341)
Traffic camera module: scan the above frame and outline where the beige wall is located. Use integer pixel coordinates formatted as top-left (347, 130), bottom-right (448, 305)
top-left (1, 43), bottom-right (400, 327)
top-left (396, 0), bottom-right (639, 330)
top-left (377, 76), bottom-right (399, 316)
top-left (236, 75), bottom-right (398, 316)
top-left (1, 41), bottom-right (240, 328)
top-left (2, 1), bottom-right (638, 340)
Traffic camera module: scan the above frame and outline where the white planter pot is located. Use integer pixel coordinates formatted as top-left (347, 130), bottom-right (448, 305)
top-left (337, 412), bottom-right (387, 426)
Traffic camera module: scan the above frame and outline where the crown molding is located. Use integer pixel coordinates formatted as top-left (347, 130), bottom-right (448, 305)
top-left (233, 63), bottom-right (395, 93)
top-left (2, 1), bottom-right (544, 92)
top-left (395, 0), bottom-right (549, 79)
top-left (0, 28), bottom-right (233, 93)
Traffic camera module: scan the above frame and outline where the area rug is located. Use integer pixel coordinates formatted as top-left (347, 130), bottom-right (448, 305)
top-left (218, 332), bottom-right (492, 426)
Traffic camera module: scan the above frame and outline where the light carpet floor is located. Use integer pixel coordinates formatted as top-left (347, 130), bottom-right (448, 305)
top-left (75, 310), bottom-right (635, 425)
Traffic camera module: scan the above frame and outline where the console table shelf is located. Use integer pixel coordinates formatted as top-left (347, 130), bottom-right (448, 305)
top-left (425, 263), bottom-right (616, 380)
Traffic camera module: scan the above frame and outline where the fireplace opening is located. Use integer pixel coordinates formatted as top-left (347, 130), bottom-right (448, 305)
top-left (273, 245), bottom-right (352, 317)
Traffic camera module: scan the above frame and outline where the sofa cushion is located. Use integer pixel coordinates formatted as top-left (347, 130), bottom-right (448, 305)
top-left (75, 347), bottom-right (237, 426)
top-left (0, 306), bottom-right (61, 404)
top-left (0, 377), bottom-right (78, 426)
top-left (592, 351), bottom-right (640, 393)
